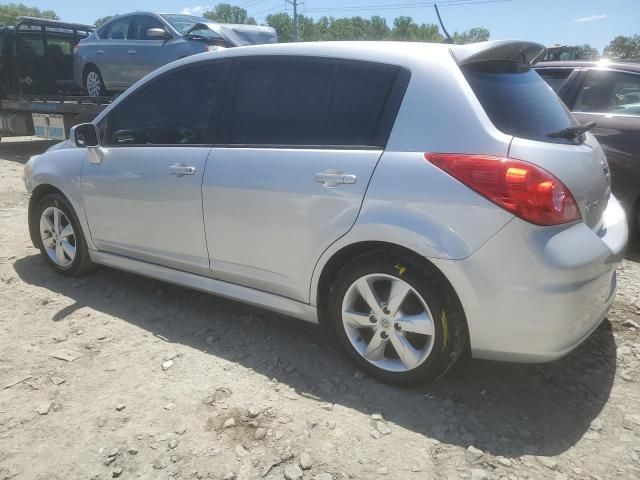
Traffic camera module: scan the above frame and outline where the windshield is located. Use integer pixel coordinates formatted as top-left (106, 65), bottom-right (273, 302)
top-left (160, 14), bottom-right (222, 39)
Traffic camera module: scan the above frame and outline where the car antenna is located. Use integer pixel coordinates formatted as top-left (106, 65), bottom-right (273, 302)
top-left (434, 4), bottom-right (454, 44)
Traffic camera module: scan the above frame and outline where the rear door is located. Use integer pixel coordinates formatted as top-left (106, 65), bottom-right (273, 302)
top-left (97, 15), bottom-right (136, 89)
top-left (568, 69), bottom-right (640, 214)
top-left (202, 57), bottom-right (407, 302)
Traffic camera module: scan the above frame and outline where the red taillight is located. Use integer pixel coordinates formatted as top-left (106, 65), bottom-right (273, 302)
top-left (424, 153), bottom-right (580, 226)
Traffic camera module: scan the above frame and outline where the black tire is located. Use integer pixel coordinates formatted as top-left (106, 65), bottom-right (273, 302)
top-left (84, 66), bottom-right (106, 97)
top-left (329, 251), bottom-right (467, 386)
top-left (31, 193), bottom-right (96, 276)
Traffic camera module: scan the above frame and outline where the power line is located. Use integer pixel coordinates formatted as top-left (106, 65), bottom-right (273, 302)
top-left (304, 0), bottom-right (512, 13)
top-left (251, 2), bottom-right (286, 17)
top-left (238, 0), bottom-right (270, 8)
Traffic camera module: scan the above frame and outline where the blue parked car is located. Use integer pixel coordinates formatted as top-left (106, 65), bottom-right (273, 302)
top-left (73, 12), bottom-right (277, 96)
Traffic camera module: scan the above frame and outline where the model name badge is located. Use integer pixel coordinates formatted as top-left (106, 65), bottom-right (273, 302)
top-left (585, 200), bottom-right (601, 213)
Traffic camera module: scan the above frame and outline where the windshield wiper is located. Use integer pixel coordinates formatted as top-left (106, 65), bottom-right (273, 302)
top-left (547, 121), bottom-right (596, 140)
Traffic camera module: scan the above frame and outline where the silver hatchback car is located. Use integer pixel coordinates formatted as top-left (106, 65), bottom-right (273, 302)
top-left (73, 12), bottom-right (276, 96)
top-left (25, 41), bottom-right (628, 385)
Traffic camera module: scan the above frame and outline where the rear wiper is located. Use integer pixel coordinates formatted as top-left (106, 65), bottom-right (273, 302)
top-left (547, 121), bottom-right (596, 140)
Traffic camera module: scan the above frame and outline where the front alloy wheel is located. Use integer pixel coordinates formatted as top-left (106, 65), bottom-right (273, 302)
top-left (40, 206), bottom-right (76, 267)
top-left (31, 193), bottom-right (95, 276)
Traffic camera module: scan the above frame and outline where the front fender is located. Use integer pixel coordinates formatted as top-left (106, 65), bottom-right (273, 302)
top-left (27, 148), bottom-right (96, 250)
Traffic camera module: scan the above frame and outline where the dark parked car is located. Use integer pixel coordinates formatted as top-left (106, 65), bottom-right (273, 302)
top-left (535, 60), bottom-right (640, 235)
top-left (0, 17), bottom-right (93, 97)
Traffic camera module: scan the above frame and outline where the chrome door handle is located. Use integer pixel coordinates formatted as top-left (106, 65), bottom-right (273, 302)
top-left (96, 49), bottom-right (105, 54)
top-left (314, 170), bottom-right (357, 188)
top-left (127, 49), bottom-right (137, 55)
top-left (168, 164), bottom-right (196, 177)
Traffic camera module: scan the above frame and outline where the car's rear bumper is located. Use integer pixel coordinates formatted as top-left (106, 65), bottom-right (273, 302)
top-left (435, 195), bottom-right (628, 363)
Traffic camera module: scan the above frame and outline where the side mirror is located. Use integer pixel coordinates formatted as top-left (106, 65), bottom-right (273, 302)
top-left (72, 123), bottom-right (99, 148)
top-left (146, 28), bottom-right (169, 39)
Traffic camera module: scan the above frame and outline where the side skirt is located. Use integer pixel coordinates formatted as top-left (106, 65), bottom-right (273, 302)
top-left (89, 250), bottom-right (319, 324)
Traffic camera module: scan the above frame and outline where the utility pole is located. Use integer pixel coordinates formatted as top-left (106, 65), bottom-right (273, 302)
top-left (285, 0), bottom-right (303, 42)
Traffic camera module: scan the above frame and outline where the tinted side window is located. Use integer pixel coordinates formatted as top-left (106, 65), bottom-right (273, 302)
top-left (16, 33), bottom-right (44, 56)
top-left (328, 63), bottom-right (398, 146)
top-left (229, 59), bottom-right (333, 145)
top-left (463, 61), bottom-right (576, 143)
top-left (132, 15), bottom-right (165, 41)
top-left (106, 62), bottom-right (229, 145)
top-left (536, 68), bottom-right (574, 93)
top-left (574, 70), bottom-right (640, 116)
top-left (105, 17), bottom-right (132, 40)
top-left (228, 58), bottom-right (400, 147)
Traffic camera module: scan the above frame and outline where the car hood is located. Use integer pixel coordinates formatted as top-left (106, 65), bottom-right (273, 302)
top-left (187, 22), bottom-right (277, 46)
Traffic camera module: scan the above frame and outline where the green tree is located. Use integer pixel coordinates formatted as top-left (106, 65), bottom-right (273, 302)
top-left (203, 3), bottom-right (256, 25)
top-left (392, 16), bottom-right (416, 41)
top-left (297, 15), bottom-right (317, 41)
top-left (369, 15), bottom-right (390, 40)
top-left (603, 35), bottom-right (640, 60)
top-left (0, 3), bottom-right (58, 26)
top-left (266, 12), bottom-right (293, 42)
top-left (94, 15), bottom-right (114, 28)
top-left (413, 23), bottom-right (443, 42)
top-left (574, 44), bottom-right (600, 60)
top-left (452, 27), bottom-right (490, 44)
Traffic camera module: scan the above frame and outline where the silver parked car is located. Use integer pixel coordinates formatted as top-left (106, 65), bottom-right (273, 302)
top-left (73, 12), bottom-right (276, 96)
top-left (25, 41), bottom-right (628, 385)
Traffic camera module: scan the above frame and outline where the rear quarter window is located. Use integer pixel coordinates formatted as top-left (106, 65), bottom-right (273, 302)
top-left (462, 61), bottom-right (577, 143)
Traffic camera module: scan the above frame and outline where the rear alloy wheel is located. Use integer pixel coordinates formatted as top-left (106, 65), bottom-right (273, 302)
top-left (330, 253), bottom-right (466, 386)
top-left (85, 67), bottom-right (105, 97)
top-left (341, 274), bottom-right (435, 372)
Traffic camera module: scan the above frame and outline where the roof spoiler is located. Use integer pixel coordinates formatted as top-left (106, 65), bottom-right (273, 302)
top-left (451, 40), bottom-right (545, 66)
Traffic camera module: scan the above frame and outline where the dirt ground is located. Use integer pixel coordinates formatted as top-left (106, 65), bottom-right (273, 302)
top-left (1, 137), bottom-right (639, 480)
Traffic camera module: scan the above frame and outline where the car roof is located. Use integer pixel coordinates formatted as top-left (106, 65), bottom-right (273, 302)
top-left (169, 40), bottom-right (542, 70)
top-left (535, 60), bottom-right (640, 73)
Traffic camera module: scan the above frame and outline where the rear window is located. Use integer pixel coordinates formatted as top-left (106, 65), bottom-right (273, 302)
top-left (462, 61), bottom-right (577, 143)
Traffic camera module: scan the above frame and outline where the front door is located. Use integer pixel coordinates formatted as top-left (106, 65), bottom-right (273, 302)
top-left (203, 56), bottom-right (406, 302)
top-left (81, 60), bottom-right (230, 274)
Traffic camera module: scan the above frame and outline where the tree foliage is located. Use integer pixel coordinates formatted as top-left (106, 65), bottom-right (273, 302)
top-left (574, 44), bottom-right (600, 61)
top-left (203, 3), bottom-right (256, 25)
top-left (0, 3), bottom-right (58, 26)
top-left (265, 13), bottom-right (455, 43)
top-left (452, 27), bottom-right (490, 44)
top-left (94, 15), bottom-right (114, 28)
top-left (604, 35), bottom-right (640, 60)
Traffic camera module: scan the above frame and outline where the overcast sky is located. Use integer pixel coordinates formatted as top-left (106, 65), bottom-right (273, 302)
top-left (28, 0), bottom-right (640, 53)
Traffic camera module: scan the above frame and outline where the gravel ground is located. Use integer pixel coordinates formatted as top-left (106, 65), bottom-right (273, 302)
top-left (1, 137), bottom-right (640, 480)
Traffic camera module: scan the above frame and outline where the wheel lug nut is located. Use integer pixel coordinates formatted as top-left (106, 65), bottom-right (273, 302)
top-left (369, 314), bottom-right (377, 323)
top-left (380, 331), bottom-right (388, 339)
top-left (382, 306), bottom-right (390, 315)
top-left (394, 323), bottom-right (401, 331)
